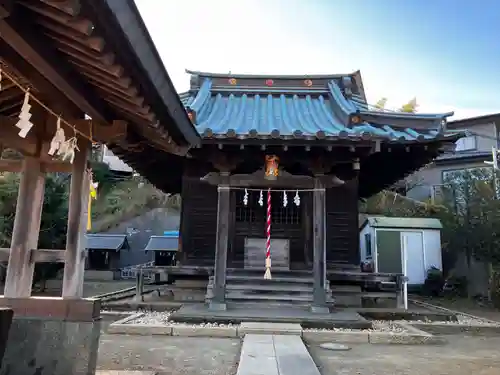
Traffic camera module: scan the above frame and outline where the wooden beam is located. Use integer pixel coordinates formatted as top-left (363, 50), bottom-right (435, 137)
top-left (41, 0), bottom-right (81, 17)
top-left (0, 159), bottom-right (73, 173)
top-left (201, 169), bottom-right (345, 189)
top-left (0, 248), bottom-right (66, 263)
top-left (0, 116), bottom-right (127, 156)
top-left (0, 0), bottom-right (12, 19)
top-left (0, 8), bottom-right (111, 121)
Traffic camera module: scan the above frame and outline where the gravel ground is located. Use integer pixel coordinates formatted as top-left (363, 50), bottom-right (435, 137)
top-left (97, 334), bottom-right (241, 375)
top-left (403, 314), bottom-right (500, 326)
top-left (309, 335), bottom-right (500, 375)
top-left (128, 312), bottom-right (408, 332)
top-left (303, 320), bottom-right (407, 333)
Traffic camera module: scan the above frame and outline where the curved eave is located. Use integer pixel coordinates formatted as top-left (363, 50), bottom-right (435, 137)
top-left (358, 110), bottom-right (453, 132)
top-left (94, 0), bottom-right (200, 145)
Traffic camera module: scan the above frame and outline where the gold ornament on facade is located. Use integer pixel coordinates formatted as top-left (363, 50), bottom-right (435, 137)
top-left (265, 155), bottom-right (280, 180)
top-left (228, 78), bottom-right (237, 85)
top-left (304, 79), bottom-right (313, 87)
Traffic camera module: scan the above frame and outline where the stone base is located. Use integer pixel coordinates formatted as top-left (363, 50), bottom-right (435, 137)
top-left (0, 297), bottom-right (101, 375)
top-left (208, 301), bottom-right (227, 311)
top-left (309, 305), bottom-right (329, 314)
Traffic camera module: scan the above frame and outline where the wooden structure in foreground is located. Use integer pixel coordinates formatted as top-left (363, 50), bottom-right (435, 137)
top-left (0, 0), bottom-right (198, 316)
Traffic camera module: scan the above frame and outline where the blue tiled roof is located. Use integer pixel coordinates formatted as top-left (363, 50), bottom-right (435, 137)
top-left (181, 75), bottom-right (460, 143)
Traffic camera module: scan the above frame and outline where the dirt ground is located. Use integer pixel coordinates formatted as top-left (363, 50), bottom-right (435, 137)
top-left (97, 334), bottom-right (241, 375)
top-left (308, 335), bottom-right (500, 375)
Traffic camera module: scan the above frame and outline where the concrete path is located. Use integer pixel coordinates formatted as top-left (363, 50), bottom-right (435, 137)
top-left (237, 334), bottom-right (320, 375)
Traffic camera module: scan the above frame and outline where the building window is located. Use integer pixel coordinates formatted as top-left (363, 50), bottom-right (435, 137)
top-left (455, 136), bottom-right (477, 152)
top-left (365, 233), bottom-right (372, 258)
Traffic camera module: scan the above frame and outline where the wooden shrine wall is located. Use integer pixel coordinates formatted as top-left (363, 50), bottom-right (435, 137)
top-left (179, 173), bottom-right (361, 267)
top-left (325, 181), bottom-right (360, 265)
top-left (179, 175), bottom-right (218, 266)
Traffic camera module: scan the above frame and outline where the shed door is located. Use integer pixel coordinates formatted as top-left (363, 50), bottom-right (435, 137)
top-left (402, 231), bottom-right (425, 284)
top-left (376, 230), bottom-right (402, 274)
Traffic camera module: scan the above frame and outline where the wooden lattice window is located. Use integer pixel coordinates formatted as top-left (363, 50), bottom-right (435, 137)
top-left (235, 190), bottom-right (302, 225)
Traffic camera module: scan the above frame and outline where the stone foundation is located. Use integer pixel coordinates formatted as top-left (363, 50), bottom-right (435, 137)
top-left (0, 297), bottom-right (100, 375)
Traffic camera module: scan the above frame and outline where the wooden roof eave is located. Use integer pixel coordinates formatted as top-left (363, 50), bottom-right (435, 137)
top-left (85, 0), bottom-right (200, 147)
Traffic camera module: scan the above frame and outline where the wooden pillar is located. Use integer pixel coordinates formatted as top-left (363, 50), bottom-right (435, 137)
top-left (135, 269), bottom-right (144, 302)
top-left (62, 138), bottom-right (90, 298)
top-left (4, 158), bottom-right (45, 298)
top-left (302, 193), bottom-right (313, 269)
top-left (311, 176), bottom-right (328, 313)
top-left (209, 172), bottom-right (230, 311)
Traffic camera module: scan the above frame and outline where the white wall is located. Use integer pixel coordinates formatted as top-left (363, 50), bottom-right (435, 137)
top-left (423, 229), bottom-right (443, 272)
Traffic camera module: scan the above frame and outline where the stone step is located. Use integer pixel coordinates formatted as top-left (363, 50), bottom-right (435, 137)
top-left (228, 300), bottom-right (313, 309)
top-left (227, 268), bottom-right (312, 278)
top-left (225, 291), bottom-right (334, 304)
top-left (226, 292), bottom-right (312, 302)
top-left (227, 283), bottom-right (313, 293)
top-left (226, 275), bottom-right (314, 284)
top-left (330, 285), bottom-right (362, 294)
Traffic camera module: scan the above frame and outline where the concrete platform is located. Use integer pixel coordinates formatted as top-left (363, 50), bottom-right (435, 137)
top-left (237, 334), bottom-right (320, 375)
top-left (169, 304), bottom-right (371, 329)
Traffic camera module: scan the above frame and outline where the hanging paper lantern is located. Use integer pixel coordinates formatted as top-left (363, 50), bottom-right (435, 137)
top-left (264, 155), bottom-right (279, 180)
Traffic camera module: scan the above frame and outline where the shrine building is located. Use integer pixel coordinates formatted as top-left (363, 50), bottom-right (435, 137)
top-left (117, 70), bottom-right (463, 312)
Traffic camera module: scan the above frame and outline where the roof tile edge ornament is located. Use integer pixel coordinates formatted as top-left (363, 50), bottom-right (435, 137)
top-left (186, 108), bottom-right (196, 124)
top-left (327, 80), bottom-right (358, 128)
top-left (249, 129), bottom-right (258, 138)
top-left (203, 128), bottom-right (213, 138)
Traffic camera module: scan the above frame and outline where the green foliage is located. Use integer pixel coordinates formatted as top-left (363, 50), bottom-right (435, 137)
top-left (400, 98), bottom-right (418, 113)
top-left (374, 98), bottom-right (388, 110)
top-left (90, 178), bottom-right (181, 233)
top-left (423, 267), bottom-right (445, 296)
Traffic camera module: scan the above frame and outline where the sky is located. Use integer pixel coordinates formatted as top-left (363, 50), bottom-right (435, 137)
top-left (135, 0), bottom-right (500, 120)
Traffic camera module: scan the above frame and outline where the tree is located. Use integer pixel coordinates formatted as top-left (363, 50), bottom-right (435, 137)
top-left (400, 97), bottom-right (418, 113)
top-left (374, 98), bottom-right (388, 111)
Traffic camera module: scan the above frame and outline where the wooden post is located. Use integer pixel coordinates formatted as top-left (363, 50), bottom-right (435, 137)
top-left (135, 269), bottom-right (144, 302)
top-left (209, 172), bottom-right (230, 311)
top-left (311, 176), bottom-right (328, 313)
top-left (62, 138), bottom-right (90, 298)
top-left (4, 158), bottom-right (45, 298)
